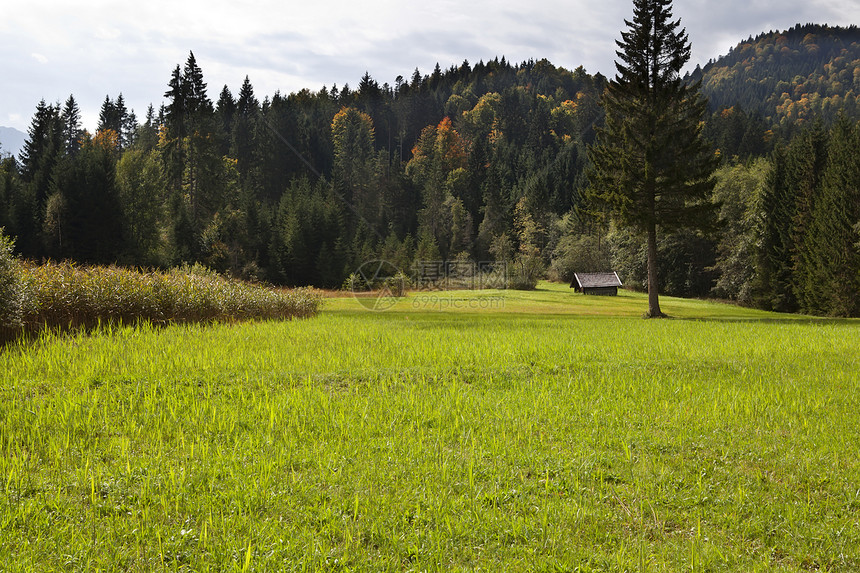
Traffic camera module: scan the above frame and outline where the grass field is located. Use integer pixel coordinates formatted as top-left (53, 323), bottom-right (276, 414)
top-left (1, 282), bottom-right (858, 571)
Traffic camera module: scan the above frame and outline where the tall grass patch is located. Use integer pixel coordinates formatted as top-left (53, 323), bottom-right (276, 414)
top-left (3, 261), bottom-right (321, 341)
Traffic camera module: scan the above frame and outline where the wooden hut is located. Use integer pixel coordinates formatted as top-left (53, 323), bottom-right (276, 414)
top-left (570, 272), bottom-right (623, 296)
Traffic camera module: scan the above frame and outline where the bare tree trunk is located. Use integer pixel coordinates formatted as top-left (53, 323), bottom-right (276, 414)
top-left (646, 222), bottom-right (664, 318)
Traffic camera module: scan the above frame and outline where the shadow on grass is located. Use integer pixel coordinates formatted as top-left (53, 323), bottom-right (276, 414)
top-left (672, 315), bottom-right (859, 326)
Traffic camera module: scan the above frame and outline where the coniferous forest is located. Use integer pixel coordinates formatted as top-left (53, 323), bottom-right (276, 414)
top-left (1, 24), bottom-right (859, 316)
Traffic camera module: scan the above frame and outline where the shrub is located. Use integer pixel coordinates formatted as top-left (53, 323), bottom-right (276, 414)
top-left (0, 229), bottom-right (22, 331)
top-left (342, 272), bottom-right (365, 292)
top-left (384, 272), bottom-right (409, 297)
top-left (506, 252), bottom-right (543, 291)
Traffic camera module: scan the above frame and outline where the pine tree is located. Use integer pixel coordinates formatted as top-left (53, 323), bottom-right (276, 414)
top-left (136, 104), bottom-right (160, 152)
top-left (123, 105), bottom-right (138, 149)
top-left (587, 0), bottom-right (718, 317)
top-left (18, 100), bottom-right (63, 255)
top-left (331, 107), bottom-right (379, 233)
top-left (787, 125), bottom-right (828, 312)
top-left (0, 156), bottom-right (20, 234)
top-left (97, 95), bottom-right (117, 134)
top-left (806, 119), bottom-right (860, 316)
top-left (60, 95), bottom-right (82, 156)
top-left (231, 76), bottom-right (260, 184)
top-left (161, 52), bottom-right (220, 230)
top-left (182, 53), bottom-right (219, 221)
top-left (114, 94), bottom-right (131, 147)
top-left (162, 65), bottom-right (187, 195)
top-left (183, 52), bottom-right (213, 119)
top-left (20, 100), bottom-right (61, 187)
top-left (163, 66), bottom-right (187, 141)
top-left (49, 132), bottom-right (124, 263)
top-left (755, 145), bottom-right (796, 311)
top-left (215, 85), bottom-right (236, 157)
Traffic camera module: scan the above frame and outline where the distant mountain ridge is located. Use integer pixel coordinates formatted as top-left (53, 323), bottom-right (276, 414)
top-left (690, 24), bottom-right (860, 126)
top-left (0, 126), bottom-right (26, 158)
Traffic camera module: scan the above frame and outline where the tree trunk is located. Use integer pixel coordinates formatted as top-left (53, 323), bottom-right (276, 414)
top-left (646, 221), bottom-right (664, 318)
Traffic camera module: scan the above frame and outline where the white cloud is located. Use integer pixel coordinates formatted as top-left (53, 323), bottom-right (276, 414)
top-left (1, 0), bottom-right (855, 132)
top-left (95, 26), bottom-right (122, 41)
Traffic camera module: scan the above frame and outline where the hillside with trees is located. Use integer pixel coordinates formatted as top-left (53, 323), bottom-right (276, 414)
top-left (1, 23), bottom-right (859, 316)
top-left (692, 24), bottom-right (860, 128)
top-left (2, 55), bottom-right (605, 289)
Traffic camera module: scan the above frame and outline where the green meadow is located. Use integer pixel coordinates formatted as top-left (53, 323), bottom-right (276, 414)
top-left (1, 283), bottom-right (858, 571)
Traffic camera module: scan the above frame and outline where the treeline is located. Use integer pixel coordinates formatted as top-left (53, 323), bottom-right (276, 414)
top-left (1, 48), bottom-right (859, 315)
top-left (754, 120), bottom-right (860, 316)
top-left (0, 53), bottom-right (604, 289)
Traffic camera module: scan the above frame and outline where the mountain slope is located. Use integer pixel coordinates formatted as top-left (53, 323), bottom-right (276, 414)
top-left (0, 126), bottom-right (26, 158)
top-left (691, 24), bottom-right (860, 126)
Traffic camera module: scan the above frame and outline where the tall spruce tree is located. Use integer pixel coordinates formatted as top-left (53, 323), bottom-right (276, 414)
top-left (162, 65), bottom-right (188, 196)
top-left (787, 125), bottom-right (828, 312)
top-left (18, 100), bottom-right (63, 255)
top-left (806, 120), bottom-right (860, 316)
top-left (587, 0), bottom-right (718, 317)
top-left (755, 145), bottom-right (796, 312)
top-left (215, 86), bottom-right (236, 157)
top-left (136, 104), bottom-right (160, 152)
top-left (162, 52), bottom-right (219, 229)
top-left (60, 96), bottom-right (82, 156)
top-left (231, 76), bottom-right (260, 184)
top-left (20, 100), bottom-right (61, 187)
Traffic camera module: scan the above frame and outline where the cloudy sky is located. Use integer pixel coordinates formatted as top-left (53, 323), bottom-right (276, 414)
top-left (1, 0), bottom-right (858, 136)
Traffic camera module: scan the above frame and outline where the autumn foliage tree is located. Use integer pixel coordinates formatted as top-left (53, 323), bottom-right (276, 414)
top-left (407, 117), bottom-right (470, 259)
top-left (331, 106), bottom-right (380, 233)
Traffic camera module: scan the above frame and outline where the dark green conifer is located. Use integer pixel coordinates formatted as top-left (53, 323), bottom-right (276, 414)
top-left (60, 95), bottom-right (82, 156)
top-left (232, 76), bottom-right (260, 183)
top-left (587, 0), bottom-right (718, 317)
top-left (806, 119), bottom-right (860, 315)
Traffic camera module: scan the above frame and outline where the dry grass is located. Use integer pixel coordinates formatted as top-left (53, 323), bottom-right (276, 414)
top-left (2, 261), bottom-right (322, 341)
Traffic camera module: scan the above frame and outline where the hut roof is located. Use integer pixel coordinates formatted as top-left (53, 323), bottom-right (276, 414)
top-left (572, 272), bottom-right (623, 289)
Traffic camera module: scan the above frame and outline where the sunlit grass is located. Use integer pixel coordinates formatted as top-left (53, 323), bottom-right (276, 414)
top-left (326, 280), bottom-right (809, 320)
top-left (0, 285), bottom-right (857, 571)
